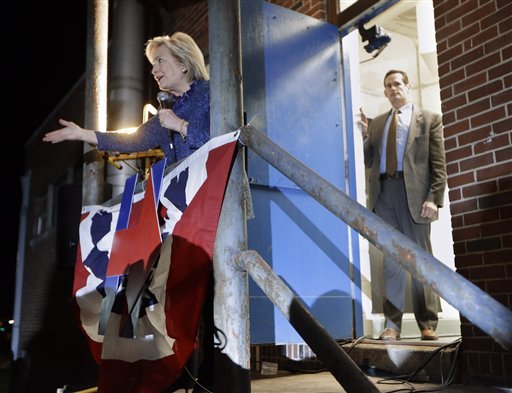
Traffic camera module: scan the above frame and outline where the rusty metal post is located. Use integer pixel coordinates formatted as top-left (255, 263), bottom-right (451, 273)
top-left (239, 125), bottom-right (512, 351)
top-left (82, 0), bottom-right (108, 205)
top-left (237, 250), bottom-right (380, 393)
top-left (209, 0), bottom-right (251, 391)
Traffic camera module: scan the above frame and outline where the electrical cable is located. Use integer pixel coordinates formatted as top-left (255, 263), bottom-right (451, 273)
top-left (359, 44), bottom-right (389, 64)
top-left (376, 337), bottom-right (462, 393)
top-left (181, 365), bottom-right (214, 393)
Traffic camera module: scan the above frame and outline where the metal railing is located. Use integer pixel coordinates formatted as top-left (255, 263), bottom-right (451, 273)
top-left (238, 124), bottom-right (512, 354)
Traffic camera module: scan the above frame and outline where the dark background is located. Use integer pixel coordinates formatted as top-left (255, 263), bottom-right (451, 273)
top-left (2, 1), bottom-right (87, 321)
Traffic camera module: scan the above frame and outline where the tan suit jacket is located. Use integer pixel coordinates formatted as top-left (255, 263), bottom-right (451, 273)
top-left (364, 106), bottom-right (447, 224)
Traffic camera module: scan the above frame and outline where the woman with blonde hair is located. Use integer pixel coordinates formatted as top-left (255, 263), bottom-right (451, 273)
top-left (44, 31), bottom-right (210, 165)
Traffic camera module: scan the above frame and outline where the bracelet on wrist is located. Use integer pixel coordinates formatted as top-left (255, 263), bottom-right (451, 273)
top-left (178, 118), bottom-right (188, 142)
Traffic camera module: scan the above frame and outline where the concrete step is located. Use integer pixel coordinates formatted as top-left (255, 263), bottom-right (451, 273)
top-left (341, 336), bottom-right (462, 384)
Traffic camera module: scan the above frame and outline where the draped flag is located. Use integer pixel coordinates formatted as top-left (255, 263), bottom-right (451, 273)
top-left (73, 130), bottom-right (240, 392)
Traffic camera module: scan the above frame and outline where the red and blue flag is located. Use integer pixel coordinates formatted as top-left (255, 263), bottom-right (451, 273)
top-left (73, 131), bottom-right (239, 392)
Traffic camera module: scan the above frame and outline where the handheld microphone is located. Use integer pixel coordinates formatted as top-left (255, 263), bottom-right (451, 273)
top-left (157, 91), bottom-right (174, 109)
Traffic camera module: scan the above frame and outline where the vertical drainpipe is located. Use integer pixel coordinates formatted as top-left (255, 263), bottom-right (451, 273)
top-left (82, 0), bottom-right (108, 206)
top-left (11, 172), bottom-right (31, 360)
top-left (208, 0), bottom-right (251, 391)
top-left (106, 0), bottom-right (145, 198)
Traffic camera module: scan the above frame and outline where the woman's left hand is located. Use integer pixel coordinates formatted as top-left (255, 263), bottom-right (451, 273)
top-left (158, 109), bottom-right (181, 131)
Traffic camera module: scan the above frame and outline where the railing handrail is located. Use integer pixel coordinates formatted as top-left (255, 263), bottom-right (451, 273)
top-left (239, 124), bottom-right (512, 351)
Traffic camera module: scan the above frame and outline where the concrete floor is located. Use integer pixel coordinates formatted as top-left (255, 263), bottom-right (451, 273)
top-left (250, 371), bottom-right (510, 393)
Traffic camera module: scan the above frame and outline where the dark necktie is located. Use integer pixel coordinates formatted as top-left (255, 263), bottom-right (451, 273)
top-left (386, 110), bottom-right (398, 176)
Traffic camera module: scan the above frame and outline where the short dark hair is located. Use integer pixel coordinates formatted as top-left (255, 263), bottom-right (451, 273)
top-left (384, 70), bottom-right (409, 86)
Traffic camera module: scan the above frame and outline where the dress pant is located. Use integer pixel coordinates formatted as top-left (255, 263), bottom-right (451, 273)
top-left (374, 177), bottom-right (440, 332)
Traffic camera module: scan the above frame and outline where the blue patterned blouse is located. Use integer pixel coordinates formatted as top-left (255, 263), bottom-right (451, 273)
top-left (96, 79), bottom-right (210, 165)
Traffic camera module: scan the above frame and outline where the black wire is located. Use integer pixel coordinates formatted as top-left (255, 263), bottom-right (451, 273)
top-left (375, 337), bottom-right (462, 393)
top-left (359, 44), bottom-right (389, 64)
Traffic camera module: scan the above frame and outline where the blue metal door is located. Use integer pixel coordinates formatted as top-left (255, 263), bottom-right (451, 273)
top-left (241, 1), bottom-right (360, 344)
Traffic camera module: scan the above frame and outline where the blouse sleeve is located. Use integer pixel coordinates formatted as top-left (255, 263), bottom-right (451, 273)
top-left (96, 116), bottom-right (168, 153)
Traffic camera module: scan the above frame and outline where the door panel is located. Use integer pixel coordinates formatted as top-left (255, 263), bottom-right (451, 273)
top-left (241, 0), bottom-right (358, 343)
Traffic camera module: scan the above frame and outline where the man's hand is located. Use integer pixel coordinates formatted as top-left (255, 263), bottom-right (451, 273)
top-left (421, 201), bottom-right (438, 219)
top-left (359, 108), bottom-right (368, 139)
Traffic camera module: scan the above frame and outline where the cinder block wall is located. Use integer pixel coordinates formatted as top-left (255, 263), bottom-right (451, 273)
top-left (434, 0), bottom-right (512, 386)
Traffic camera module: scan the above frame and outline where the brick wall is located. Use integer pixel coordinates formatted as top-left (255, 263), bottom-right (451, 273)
top-left (434, 0), bottom-right (512, 386)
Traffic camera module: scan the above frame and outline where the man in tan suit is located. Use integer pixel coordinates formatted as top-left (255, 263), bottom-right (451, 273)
top-left (361, 69), bottom-right (447, 341)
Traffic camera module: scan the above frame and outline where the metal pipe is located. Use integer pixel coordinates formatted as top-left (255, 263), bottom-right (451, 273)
top-left (237, 250), bottom-right (380, 393)
top-left (239, 125), bottom-right (512, 351)
top-left (82, 0), bottom-right (108, 205)
top-left (209, 0), bottom-right (251, 391)
top-left (11, 172), bottom-right (31, 360)
top-left (106, 0), bottom-right (144, 197)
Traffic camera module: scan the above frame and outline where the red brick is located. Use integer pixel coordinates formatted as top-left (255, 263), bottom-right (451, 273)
top-left (437, 19), bottom-right (463, 43)
top-left (448, 172), bottom-right (475, 188)
top-left (502, 206), bottom-right (512, 219)
top-left (505, 74), bottom-right (512, 88)
top-left (474, 133), bottom-right (510, 154)
top-left (455, 253), bottom-right (483, 267)
top-left (477, 161), bottom-right (512, 181)
top-left (490, 353), bottom-right (505, 377)
top-left (446, 145), bottom-right (473, 162)
top-left (492, 119), bottom-right (512, 134)
top-left (470, 107), bottom-right (506, 128)
top-left (491, 90), bottom-right (512, 106)
top-left (467, 236), bottom-right (501, 252)
top-left (459, 152), bottom-right (494, 172)
top-left (447, 162), bottom-right (460, 176)
top-left (444, 136), bottom-right (457, 151)
top-left (470, 264), bottom-right (506, 280)
top-left (468, 80), bottom-right (504, 101)
top-left (466, 52), bottom-right (502, 76)
top-left (438, 62), bottom-right (451, 78)
top-left (454, 72), bottom-right (486, 96)
top-left (453, 240), bottom-right (466, 254)
top-left (457, 23), bottom-right (483, 50)
top-left (442, 68), bottom-right (466, 87)
top-left (479, 189), bottom-right (512, 210)
top-left (464, 208), bottom-right (500, 225)
top-left (496, 147), bottom-right (512, 162)
top-left (449, 187), bottom-right (462, 201)
top-left (457, 98), bottom-right (491, 120)
top-left (488, 60), bottom-right (512, 80)
top-left (485, 31), bottom-right (512, 56)
top-left (487, 278), bottom-right (512, 294)
top-left (434, 0), bottom-right (458, 18)
top-left (481, 3), bottom-right (512, 30)
top-left (440, 85), bottom-right (453, 100)
top-left (461, 1), bottom-right (496, 28)
top-left (503, 45), bottom-right (512, 61)
top-left (452, 46), bottom-right (486, 71)
top-left (451, 214), bottom-right (464, 228)
top-left (458, 125), bottom-right (491, 146)
top-left (446, 0), bottom-right (483, 24)
top-left (462, 180), bottom-right (497, 198)
top-left (483, 249), bottom-right (512, 265)
top-left (464, 25), bottom-right (500, 52)
top-left (438, 43), bottom-right (464, 67)
top-left (498, 16), bottom-right (512, 34)
top-left (444, 138), bottom-right (457, 151)
top-left (444, 119), bottom-right (470, 137)
top-left (498, 176), bottom-right (512, 191)
top-left (443, 110), bottom-right (456, 126)
top-left (482, 220), bottom-right (512, 237)
top-left (461, 323), bottom-right (475, 337)
top-left (453, 225), bottom-right (481, 241)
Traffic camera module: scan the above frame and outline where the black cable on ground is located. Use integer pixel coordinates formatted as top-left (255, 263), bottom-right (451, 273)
top-left (376, 337), bottom-right (462, 393)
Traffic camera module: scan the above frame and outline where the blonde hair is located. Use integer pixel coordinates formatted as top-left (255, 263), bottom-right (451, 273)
top-left (145, 32), bottom-right (209, 81)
